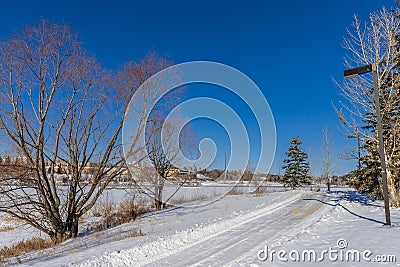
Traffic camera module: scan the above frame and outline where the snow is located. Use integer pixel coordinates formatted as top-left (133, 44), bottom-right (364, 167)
top-left (257, 191), bottom-right (400, 266)
top-left (0, 214), bottom-right (43, 248)
top-left (73, 192), bottom-right (305, 267)
top-left (2, 189), bottom-right (399, 266)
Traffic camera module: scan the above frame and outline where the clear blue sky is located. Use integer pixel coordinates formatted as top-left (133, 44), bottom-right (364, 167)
top-left (0, 0), bottom-right (396, 175)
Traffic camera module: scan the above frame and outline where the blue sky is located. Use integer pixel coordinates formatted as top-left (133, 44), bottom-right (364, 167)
top-left (0, 0), bottom-right (396, 175)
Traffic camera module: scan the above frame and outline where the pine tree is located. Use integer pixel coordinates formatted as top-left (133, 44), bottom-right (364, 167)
top-left (282, 137), bottom-right (311, 189)
top-left (345, 93), bottom-right (383, 199)
top-left (346, 140), bottom-right (383, 200)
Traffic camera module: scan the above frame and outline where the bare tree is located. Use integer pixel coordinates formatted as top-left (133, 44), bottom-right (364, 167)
top-left (320, 128), bottom-right (333, 191)
top-left (115, 51), bottom-right (189, 210)
top-left (337, 8), bottom-right (400, 206)
top-left (0, 21), bottom-right (168, 242)
top-left (139, 112), bottom-right (195, 210)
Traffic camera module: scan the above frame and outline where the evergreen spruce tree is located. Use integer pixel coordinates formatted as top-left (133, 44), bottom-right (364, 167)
top-left (282, 137), bottom-right (311, 189)
top-left (346, 93), bottom-right (383, 199)
top-left (346, 140), bottom-right (383, 200)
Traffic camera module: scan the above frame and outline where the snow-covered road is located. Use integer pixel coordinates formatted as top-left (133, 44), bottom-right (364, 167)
top-left (70, 192), bottom-right (331, 267)
top-left (145, 193), bottom-right (329, 267)
top-left (14, 190), bottom-right (400, 266)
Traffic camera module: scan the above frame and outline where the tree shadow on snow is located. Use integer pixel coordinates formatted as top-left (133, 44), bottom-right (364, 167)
top-left (328, 191), bottom-right (381, 207)
top-left (303, 191), bottom-right (385, 225)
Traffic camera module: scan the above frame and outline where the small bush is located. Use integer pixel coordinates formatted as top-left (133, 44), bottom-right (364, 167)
top-left (89, 198), bottom-right (150, 232)
top-left (0, 226), bottom-right (13, 232)
top-left (228, 188), bottom-right (247, 195)
top-left (91, 193), bottom-right (117, 217)
top-left (111, 228), bottom-right (144, 242)
top-left (251, 187), bottom-right (266, 195)
top-left (0, 237), bottom-right (54, 263)
top-left (169, 193), bottom-right (209, 205)
top-left (2, 216), bottom-right (23, 223)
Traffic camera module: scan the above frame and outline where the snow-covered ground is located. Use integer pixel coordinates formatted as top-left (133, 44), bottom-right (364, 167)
top-left (2, 188), bottom-right (399, 266)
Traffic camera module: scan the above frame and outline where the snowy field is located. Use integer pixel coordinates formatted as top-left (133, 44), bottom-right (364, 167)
top-left (0, 182), bottom-right (295, 249)
top-left (0, 187), bottom-right (397, 266)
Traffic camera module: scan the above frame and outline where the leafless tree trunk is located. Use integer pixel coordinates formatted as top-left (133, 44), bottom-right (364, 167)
top-left (0, 21), bottom-right (168, 242)
top-left (321, 128), bottom-right (333, 192)
top-left (145, 113), bottom-right (195, 210)
top-left (115, 51), bottom-right (188, 210)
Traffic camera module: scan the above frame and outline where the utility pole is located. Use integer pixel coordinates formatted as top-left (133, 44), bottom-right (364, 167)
top-left (371, 63), bottom-right (391, 226)
top-left (224, 152), bottom-right (227, 180)
top-left (344, 63), bottom-right (391, 225)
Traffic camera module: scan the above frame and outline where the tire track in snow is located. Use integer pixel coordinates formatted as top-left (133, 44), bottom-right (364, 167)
top-left (74, 192), bottom-right (306, 267)
top-left (224, 196), bottom-right (330, 266)
top-left (154, 193), bottom-right (330, 267)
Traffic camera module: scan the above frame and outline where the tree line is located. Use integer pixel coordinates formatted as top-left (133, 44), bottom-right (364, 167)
top-left (280, 5), bottom-right (400, 205)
